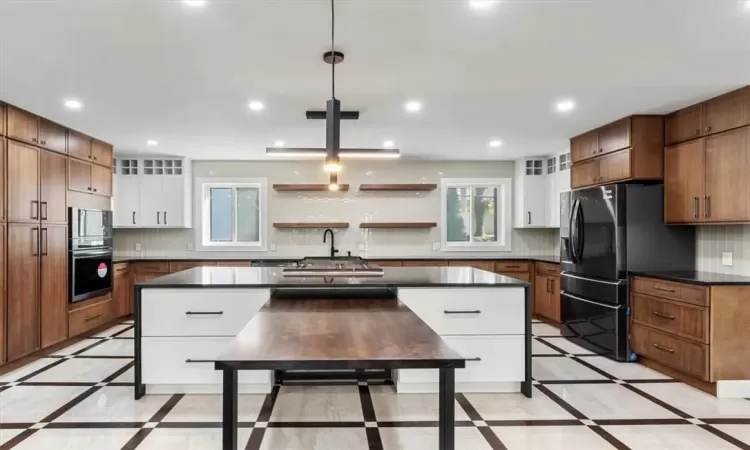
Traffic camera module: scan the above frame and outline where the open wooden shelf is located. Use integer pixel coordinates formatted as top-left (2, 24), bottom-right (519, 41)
top-left (359, 184), bottom-right (437, 192)
top-left (273, 222), bottom-right (350, 229)
top-left (273, 184), bottom-right (350, 192)
top-left (359, 222), bottom-right (437, 229)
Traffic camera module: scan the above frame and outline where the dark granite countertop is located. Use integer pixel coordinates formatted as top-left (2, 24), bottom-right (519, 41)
top-left (137, 266), bottom-right (530, 288)
top-left (630, 271), bottom-right (750, 286)
top-left (115, 255), bottom-right (561, 264)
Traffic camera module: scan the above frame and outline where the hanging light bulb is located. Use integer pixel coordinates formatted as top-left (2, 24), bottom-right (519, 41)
top-left (324, 153), bottom-right (341, 173)
top-left (328, 173), bottom-right (340, 191)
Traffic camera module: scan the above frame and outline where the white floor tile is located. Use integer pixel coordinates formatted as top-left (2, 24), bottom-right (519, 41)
top-left (634, 382), bottom-right (750, 418)
top-left (261, 427), bottom-right (368, 450)
top-left (532, 323), bottom-right (561, 336)
top-left (603, 424), bottom-right (740, 450)
top-left (26, 359), bottom-right (129, 383)
top-left (493, 425), bottom-right (617, 450)
top-left (532, 339), bottom-right (563, 355)
top-left (0, 358), bottom-right (61, 382)
top-left (712, 424), bottom-right (750, 445)
top-left (369, 385), bottom-right (470, 421)
top-left (537, 337), bottom-right (594, 355)
top-left (92, 324), bottom-right (131, 338)
top-left (545, 384), bottom-right (679, 420)
top-left (0, 386), bottom-right (89, 423)
top-left (138, 428), bottom-right (253, 450)
top-left (117, 328), bottom-right (135, 338)
top-left (380, 426), bottom-right (492, 450)
top-left (78, 339), bottom-right (133, 357)
top-left (111, 368), bottom-right (134, 383)
top-left (463, 388), bottom-right (576, 421)
top-left (0, 428), bottom-right (25, 445)
top-left (271, 385), bottom-right (364, 422)
top-left (50, 339), bottom-right (103, 357)
top-left (12, 428), bottom-right (137, 450)
top-left (579, 356), bottom-right (671, 380)
top-left (162, 394), bottom-right (266, 422)
top-left (53, 387), bottom-right (170, 422)
top-left (533, 357), bottom-right (608, 381)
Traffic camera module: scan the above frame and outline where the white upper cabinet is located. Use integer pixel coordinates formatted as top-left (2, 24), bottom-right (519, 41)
top-left (113, 156), bottom-right (192, 228)
top-left (514, 153), bottom-right (570, 229)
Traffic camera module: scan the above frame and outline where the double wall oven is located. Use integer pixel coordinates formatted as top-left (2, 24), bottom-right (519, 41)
top-left (69, 208), bottom-right (114, 303)
top-left (559, 184), bottom-right (695, 361)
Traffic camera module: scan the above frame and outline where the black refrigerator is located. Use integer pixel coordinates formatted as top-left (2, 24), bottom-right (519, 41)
top-left (560, 184), bottom-right (695, 361)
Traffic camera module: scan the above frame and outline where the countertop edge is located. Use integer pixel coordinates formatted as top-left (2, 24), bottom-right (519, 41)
top-left (629, 271), bottom-right (750, 286)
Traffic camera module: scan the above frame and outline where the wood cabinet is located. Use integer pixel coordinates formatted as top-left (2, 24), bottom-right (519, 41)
top-left (533, 263), bottom-right (560, 322)
top-left (7, 223), bottom-right (41, 361)
top-left (7, 140), bottom-right (40, 223)
top-left (68, 158), bottom-right (93, 193)
top-left (448, 260), bottom-right (494, 272)
top-left (665, 127), bottom-right (750, 224)
top-left (39, 119), bottom-right (68, 154)
top-left (40, 225), bottom-right (68, 348)
top-left (0, 103), bottom-right (6, 136)
top-left (6, 106), bottom-right (39, 145)
top-left (0, 139), bottom-right (5, 222)
top-left (92, 164), bottom-right (112, 196)
top-left (571, 131), bottom-right (599, 163)
top-left (69, 298), bottom-right (113, 337)
top-left (665, 86), bottom-right (750, 146)
top-left (112, 263), bottom-right (132, 318)
top-left (666, 104), bottom-right (704, 145)
top-left (0, 224), bottom-right (5, 365)
top-left (597, 149), bottom-right (631, 184)
top-left (67, 130), bottom-right (92, 162)
top-left (41, 150), bottom-right (68, 224)
top-left (571, 158), bottom-right (599, 188)
top-left (92, 140), bottom-right (113, 167)
top-left (598, 118), bottom-right (631, 156)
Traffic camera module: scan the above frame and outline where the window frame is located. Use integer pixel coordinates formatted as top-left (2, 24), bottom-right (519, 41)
top-left (195, 177), bottom-right (268, 252)
top-left (440, 178), bottom-right (512, 252)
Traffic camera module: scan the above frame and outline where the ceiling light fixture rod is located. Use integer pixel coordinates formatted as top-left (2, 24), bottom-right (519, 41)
top-left (331, 0), bottom-right (335, 99)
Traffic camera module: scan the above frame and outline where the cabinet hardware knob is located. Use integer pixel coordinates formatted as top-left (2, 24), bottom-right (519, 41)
top-left (87, 187), bottom-right (92, 191)
top-left (705, 126), bottom-right (712, 132)
top-left (41, 140), bottom-right (46, 145)
top-left (652, 344), bottom-right (675, 353)
top-left (93, 188), bottom-right (97, 192)
top-left (652, 311), bottom-right (675, 320)
top-left (32, 138), bottom-right (38, 143)
top-left (598, 149), bottom-right (603, 153)
top-left (695, 129), bottom-right (700, 136)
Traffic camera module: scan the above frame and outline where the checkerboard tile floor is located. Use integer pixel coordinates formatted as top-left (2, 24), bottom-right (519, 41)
top-left (2, 319), bottom-right (750, 449)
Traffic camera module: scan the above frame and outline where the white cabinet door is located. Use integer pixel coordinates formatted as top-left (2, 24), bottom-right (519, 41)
top-left (139, 176), bottom-right (162, 227)
top-left (113, 175), bottom-right (142, 227)
top-left (161, 176), bottom-right (184, 227)
top-left (523, 176), bottom-right (548, 227)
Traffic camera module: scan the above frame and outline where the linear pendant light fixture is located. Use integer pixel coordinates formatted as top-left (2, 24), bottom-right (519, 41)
top-left (266, 0), bottom-right (400, 186)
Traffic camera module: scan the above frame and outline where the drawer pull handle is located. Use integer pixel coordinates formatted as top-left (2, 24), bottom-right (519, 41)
top-left (652, 311), bottom-right (675, 320)
top-left (504, 265), bottom-right (522, 269)
top-left (652, 344), bottom-right (675, 353)
top-left (467, 357), bottom-right (482, 362)
top-left (545, 268), bottom-right (558, 272)
top-left (185, 311), bottom-right (224, 315)
top-left (652, 285), bottom-right (676, 293)
top-left (84, 313), bottom-right (103, 322)
top-left (185, 359), bottom-right (214, 364)
top-left (444, 310), bottom-right (481, 315)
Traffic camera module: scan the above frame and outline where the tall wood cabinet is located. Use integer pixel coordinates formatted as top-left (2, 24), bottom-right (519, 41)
top-left (664, 86), bottom-right (750, 224)
top-left (569, 115), bottom-right (664, 189)
top-left (40, 225), bottom-right (69, 348)
top-left (0, 224), bottom-right (5, 365)
top-left (7, 223), bottom-right (41, 360)
top-left (6, 106), bottom-right (40, 146)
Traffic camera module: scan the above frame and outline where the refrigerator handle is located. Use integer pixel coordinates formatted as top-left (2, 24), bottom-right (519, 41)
top-left (576, 200), bottom-right (585, 262)
top-left (569, 199), bottom-right (580, 263)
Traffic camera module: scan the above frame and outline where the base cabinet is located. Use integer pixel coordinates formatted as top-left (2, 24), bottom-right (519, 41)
top-left (112, 263), bottom-right (132, 318)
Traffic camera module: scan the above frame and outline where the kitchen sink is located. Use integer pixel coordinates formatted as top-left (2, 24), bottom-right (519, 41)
top-left (281, 257), bottom-right (384, 277)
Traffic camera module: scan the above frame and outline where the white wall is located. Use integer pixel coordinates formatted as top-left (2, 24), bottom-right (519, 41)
top-left (696, 225), bottom-right (750, 275)
top-left (114, 159), bottom-right (559, 259)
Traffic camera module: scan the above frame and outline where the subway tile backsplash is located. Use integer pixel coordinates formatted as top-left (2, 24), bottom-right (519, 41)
top-left (696, 225), bottom-right (750, 275)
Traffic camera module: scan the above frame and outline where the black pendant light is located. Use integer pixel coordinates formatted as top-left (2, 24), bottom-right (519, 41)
top-left (265, 0), bottom-right (401, 181)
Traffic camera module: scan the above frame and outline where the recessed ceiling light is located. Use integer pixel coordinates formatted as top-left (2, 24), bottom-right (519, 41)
top-left (274, 140), bottom-right (285, 147)
top-left (488, 139), bottom-right (503, 148)
top-left (404, 101), bottom-right (422, 112)
top-left (146, 140), bottom-right (158, 147)
top-left (383, 140), bottom-right (395, 149)
top-left (555, 99), bottom-right (576, 113)
top-left (469, 0), bottom-right (497, 10)
top-left (64, 99), bottom-right (83, 110)
top-left (182, 0), bottom-right (206, 7)
top-left (248, 101), bottom-right (265, 111)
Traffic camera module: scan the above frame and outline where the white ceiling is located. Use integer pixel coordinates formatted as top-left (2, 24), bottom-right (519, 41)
top-left (1, 0), bottom-right (749, 161)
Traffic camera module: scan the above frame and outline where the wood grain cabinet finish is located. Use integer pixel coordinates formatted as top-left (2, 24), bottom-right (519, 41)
top-left (69, 299), bottom-right (113, 337)
top-left (7, 223), bottom-right (41, 361)
top-left (631, 277), bottom-right (709, 307)
top-left (401, 261), bottom-right (448, 267)
top-left (39, 119), bottom-right (68, 154)
top-left (91, 140), bottom-right (113, 167)
top-left (0, 139), bottom-right (6, 222)
top-left (67, 130), bottom-right (93, 161)
top-left (570, 158), bottom-right (599, 189)
top-left (703, 127), bottom-right (749, 223)
top-left (112, 264), bottom-right (132, 318)
top-left (597, 149), bottom-right (631, 184)
top-left (40, 150), bottom-right (68, 224)
top-left (703, 87), bottom-right (750, 136)
top-left (7, 140), bottom-right (40, 223)
top-left (631, 322), bottom-right (709, 380)
top-left (40, 225), bottom-right (68, 348)
top-left (6, 106), bottom-right (39, 145)
top-left (534, 274), bottom-right (560, 322)
top-left (68, 158), bottom-right (93, 193)
top-left (631, 293), bottom-right (708, 343)
top-left (369, 260), bottom-right (403, 267)
top-left (598, 118), bottom-right (631, 156)
top-left (91, 164), bottom-right (113, 196)
top-left (570, 131), bottom-right (599, 163)
top-left (0, 103), bottom-right (6, 136)
top-left (133, 261), bottom-right (170, 274)
top-left (494, 261), bottom-right (530, 273)
top-left (666, 104), bottom-right (704, 145)
top-left (0, 224), bottom-right (5, 365)
top-left (448, 260), bottom-right (494, 272)
top-left (664, 139), bottom-right (706, 223)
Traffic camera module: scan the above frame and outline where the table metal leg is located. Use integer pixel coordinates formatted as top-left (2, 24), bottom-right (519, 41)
top-left (223, 369), bottom-right (238, 450)
top-left (438, 367), bottom-right (455, 450)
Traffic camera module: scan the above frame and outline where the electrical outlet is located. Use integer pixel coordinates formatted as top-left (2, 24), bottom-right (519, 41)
top-left (432, 242), bottom-right (441, 251)
top-left (187, 243), bottom-right (193, 251)
top-left (135, 243), bottom-right (142, 251)
top-left (722, 252), bottom-right (733, 267)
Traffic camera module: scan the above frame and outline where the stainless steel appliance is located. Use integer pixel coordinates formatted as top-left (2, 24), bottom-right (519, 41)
top-left (69, 208), bottom-right (114, 302)
top-left (282, 257), bottom-right (384, 277)
top-left (560, 184), bottom-right (695, 361)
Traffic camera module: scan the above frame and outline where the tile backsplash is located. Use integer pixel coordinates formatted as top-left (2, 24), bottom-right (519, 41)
top-left (696, 225), bottom-right (750, 275)
top-left (113, 159), bottom-right (560, 259)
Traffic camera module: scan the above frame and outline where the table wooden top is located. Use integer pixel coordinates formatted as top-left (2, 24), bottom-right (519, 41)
top-left (214, 298), bottom-right (466, 371)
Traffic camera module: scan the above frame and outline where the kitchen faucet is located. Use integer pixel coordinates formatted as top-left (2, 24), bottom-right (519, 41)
top-left (323, 228), bottom-right (339, 259)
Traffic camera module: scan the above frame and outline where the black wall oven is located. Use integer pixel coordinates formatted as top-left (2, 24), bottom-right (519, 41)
top-left (69, 208), bottom-right (114, 303)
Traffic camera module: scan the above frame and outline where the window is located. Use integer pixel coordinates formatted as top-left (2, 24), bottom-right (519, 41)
top-left (196, 178), bottom-right (267, 251)
top-left (559, 153), bottom-right (571, 171)
top-left (547, 157), bottom-right (557, 174)
top-left (440, 178), bottom-right (512, 251)
top-left (525, 159), bottom-right (543, 176)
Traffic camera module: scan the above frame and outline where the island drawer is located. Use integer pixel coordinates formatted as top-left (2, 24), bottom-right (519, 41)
top-left (631, 293), bottom-right (708, 343)
top-left (631, 323), bottom-right (709, 381)
top-left (399, 288), bottom-right (525, 336)
top-left (631, 277), bottom-right (709, 307)
top-left (141, 337), bottom-right (271, 385)
top-left (397, 335), bottom-right (525, 384)
top-left (140, 288), bottom-right (269, 337)
top-left (494, 261), bottom-right (530, 273)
